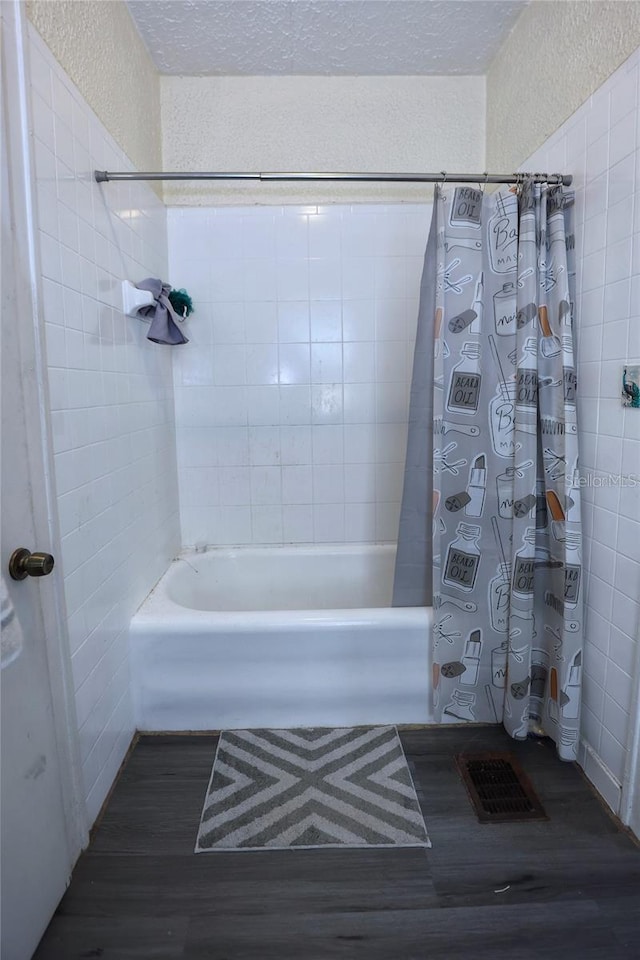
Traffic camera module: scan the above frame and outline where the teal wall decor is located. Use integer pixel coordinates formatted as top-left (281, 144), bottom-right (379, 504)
top-left (622, 365), bottom-right (640, 408)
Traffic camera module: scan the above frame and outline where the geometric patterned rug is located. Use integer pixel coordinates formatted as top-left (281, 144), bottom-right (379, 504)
top-left (195, 726), bottom-right (431, 851)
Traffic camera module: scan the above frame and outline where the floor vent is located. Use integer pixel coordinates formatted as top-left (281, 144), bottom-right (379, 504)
top-left (455, 752), bottom-right (548, 823)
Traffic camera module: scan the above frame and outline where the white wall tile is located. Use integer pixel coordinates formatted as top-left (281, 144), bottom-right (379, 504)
top-left (313, 503), bottom-right (345, 543)
top-left (277, 258), bottom-right (309, 301)
top-left (212, 303), bottom-right (245, 344)
top-left (216, 505), bottom-right (252, 544)
top-left (244, 301), bottom-right (278, 343)
top-left (219, 466), bottom-right (251, 505)
top-left (241, 215), bottom-right (275, 259)
top-left (280, 425), bottom-right (312, 465)
top-left (279, 343), bottom-right (311, 384)
top-left (246, 344), bottom-right (279, 385)
top-left (276, 215), bottom-right (308, 258)
top-left (28, 26), bottom-right (179, 825)
top-left (250, 466), bottom-right (282, 505)
top-left (282, 465), bottom-right (313, 504)
top-left (251, 504), bottom-right (283, 543)
top-left (311, 343), bottom-right (343, 383)
top-left (213, 345), bottom-right (245, 385)
top-left (343, 258), bottom-right (376, 300)
top-left (345, 502), bottom-right (378, 541)
top-left (309, 259), bottom-right (341, 300)
top-left (311, 383), bottom-right (343, 424)
top-left (344, 342), bottom-right (376, 383)
top-left (343, 301), bottom-right (376, 341)
top-left (283, 504), bottom-right (314, 543)
top-left (246, 385), bottom-right (280, 425)
top-left (522, 49), bottom-right (640, 817)
top-left (312, 425), bottom-right (344, 464)
top-left (344, 463), bottom-right (375, 503)
top-left (310, 300), bottom-right (342, 342)
top-left (248, 426), bottom-right (280, 466)
top-left (179, 209), bottom-right (416, 556)
top-left (312, 464), bottom-right (344, 504)
top-left (280, 384), bottom-right (312, 425)
top-left (278, 301), bottom-right (310, 343)
top-left (309, 214), bottom-right (341, 258)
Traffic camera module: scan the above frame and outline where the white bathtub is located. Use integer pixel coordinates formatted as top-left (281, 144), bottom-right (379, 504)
top-left (129, 544), bottom-right (431, 731)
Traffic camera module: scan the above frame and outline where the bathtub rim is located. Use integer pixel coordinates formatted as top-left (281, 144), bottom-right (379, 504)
top-left (131, 543), bottom-right (431, 629)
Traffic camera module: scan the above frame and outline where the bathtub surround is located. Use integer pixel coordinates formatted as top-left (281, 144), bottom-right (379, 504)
top-left (521, 50), bottom-right (640, 813)
top-left (169, 204), bottom-right (429, 549)
top-left (27, 25), bottom-right (180, 824)
top-left (195, 726), bottom-right (430, 851)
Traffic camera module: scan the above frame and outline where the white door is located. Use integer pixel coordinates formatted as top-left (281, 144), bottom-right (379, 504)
top-left (1, 5), bottom-right (86, 957)
top-left (625, 623), bottom-right (640, 840)
top-left (630, 768), bottom-right (640, 840)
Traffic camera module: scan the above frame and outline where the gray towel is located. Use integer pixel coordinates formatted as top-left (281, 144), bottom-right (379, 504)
top-left (135, 278), bottom-right (189, 345)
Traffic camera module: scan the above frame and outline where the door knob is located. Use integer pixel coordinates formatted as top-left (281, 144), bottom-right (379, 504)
top-left (8, 548), bottom-right (55, 581)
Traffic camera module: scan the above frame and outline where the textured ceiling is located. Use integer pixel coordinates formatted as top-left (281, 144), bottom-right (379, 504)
top-left (126, 1), bottom-right (527, 76)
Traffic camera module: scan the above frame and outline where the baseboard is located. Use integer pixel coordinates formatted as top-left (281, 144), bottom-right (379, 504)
top-left (578, 738), bottom-right (622, 815)
top-left (87, 732), bottom-right (140, 841)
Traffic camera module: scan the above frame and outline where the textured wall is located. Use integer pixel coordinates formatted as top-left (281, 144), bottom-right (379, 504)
top-left (26, 0), bottom-right (161, 175)
top-left (486, 1), bottom-right (640, 172)
top-left (160, 75), bottom-right (485, 205)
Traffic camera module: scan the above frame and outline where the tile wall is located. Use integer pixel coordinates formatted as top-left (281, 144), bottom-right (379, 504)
top-left (28, 26), bottom-right (180, 824)
top-left (524, 49), bottom-right (640, 813)
top-left (168, 205), bottom-right (431, 548)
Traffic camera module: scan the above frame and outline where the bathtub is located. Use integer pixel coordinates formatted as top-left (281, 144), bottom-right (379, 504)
top-left (129, 544), bottom-right (431, 731)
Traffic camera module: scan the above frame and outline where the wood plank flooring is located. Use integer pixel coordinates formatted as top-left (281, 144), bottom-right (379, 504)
top-left (34, 727), bottom-right (640, 959)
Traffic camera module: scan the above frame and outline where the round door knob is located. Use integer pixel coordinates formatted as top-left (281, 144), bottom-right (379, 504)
top-left (8, 548), bottom-right (55, 581)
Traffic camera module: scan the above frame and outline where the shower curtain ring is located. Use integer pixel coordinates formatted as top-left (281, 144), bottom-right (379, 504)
top-left (440, 170), bottom-right (447, 185)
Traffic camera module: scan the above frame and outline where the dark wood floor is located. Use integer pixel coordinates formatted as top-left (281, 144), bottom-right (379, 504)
top-left (35, 727), bottom-right (640, 959)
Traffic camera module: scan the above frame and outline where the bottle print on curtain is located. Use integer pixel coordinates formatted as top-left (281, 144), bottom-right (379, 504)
top-left (426, 179), bottom-right (582, 760)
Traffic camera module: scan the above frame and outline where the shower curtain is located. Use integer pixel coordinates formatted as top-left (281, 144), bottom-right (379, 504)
top-left (394, 179), bottom-right (583, 760)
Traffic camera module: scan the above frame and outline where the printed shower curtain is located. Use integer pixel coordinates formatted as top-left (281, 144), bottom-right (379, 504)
top-left (394, 179), bottom-right (583, 760)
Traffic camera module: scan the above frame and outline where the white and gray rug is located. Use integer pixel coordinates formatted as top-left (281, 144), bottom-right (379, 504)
top-left (195, 725), bottom-right (430, 851)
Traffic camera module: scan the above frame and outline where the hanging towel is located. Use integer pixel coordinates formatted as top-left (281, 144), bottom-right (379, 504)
top-left (135, 278), bottom-right (189, 345)
top-left (1, 576), bottom-right (23, 669)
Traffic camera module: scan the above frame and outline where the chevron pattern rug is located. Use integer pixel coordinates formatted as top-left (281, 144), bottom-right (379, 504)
top-left (195, 725), bottom-right (430, 851)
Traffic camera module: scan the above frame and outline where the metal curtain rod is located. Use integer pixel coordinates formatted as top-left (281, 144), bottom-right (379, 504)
top-left (94, 169), bottom-right (572, 186)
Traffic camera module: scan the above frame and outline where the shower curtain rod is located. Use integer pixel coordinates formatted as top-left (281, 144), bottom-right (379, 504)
top-left (94, 169), bottom-right (572, 186)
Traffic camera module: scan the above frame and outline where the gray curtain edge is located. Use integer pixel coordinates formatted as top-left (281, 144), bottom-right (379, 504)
top-left (392, 207), bottom-right (436, 607)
